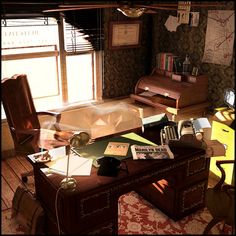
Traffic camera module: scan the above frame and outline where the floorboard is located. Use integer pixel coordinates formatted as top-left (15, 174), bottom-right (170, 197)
top-left (5, 157), bottom-right (29, 180)
top-left (16, 155), bottom-right (33, 171)
top-left (1, 176), bottom-right (14, 209)
top-left (1, 155), bottom-right (33, 210)
top-left (1, 199), bottom-right (8, 211)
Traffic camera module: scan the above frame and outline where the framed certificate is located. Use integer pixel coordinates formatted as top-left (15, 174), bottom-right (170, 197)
top-left (109, 21), bottom-right (142, 49)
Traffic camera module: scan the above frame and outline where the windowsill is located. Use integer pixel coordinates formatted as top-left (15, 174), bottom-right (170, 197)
top-left (49, 96), bottom-right (131, 113)
top-left (1, 99), bottom-right (102, 122)
top-left (1, 96), bottom-right (132, 122)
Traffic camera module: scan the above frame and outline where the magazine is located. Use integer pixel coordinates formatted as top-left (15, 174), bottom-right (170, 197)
top-left (131, 145), bottom-right (174, 160)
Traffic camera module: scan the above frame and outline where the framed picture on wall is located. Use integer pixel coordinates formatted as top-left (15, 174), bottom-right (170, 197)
top-left (109, 21), bottom-right (142, 50)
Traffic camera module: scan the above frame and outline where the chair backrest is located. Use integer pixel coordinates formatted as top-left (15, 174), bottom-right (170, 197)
top-left (1, 74), bottom-right (41, 148)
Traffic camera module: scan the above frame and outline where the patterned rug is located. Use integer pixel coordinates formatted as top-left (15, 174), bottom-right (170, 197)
top-left (1, 191), bottom-right (232, 235)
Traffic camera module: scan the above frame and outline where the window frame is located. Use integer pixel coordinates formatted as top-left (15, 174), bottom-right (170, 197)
top-left (1, 16), bottom-right (103, 119)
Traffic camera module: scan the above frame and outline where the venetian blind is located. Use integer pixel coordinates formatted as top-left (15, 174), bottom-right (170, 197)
top-left (64, 9), bottom-right (104, 53)
top-left (64, 21), bottom-right (94, 53)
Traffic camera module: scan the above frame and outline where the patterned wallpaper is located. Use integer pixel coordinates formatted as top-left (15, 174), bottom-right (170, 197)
top-left (103, 9), bottom-right (152, 98)
top-left (103, 2), bottom-right (235, 111)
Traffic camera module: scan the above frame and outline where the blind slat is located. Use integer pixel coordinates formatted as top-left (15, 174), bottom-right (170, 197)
top-left (64, 9), bottom-right (103, 52)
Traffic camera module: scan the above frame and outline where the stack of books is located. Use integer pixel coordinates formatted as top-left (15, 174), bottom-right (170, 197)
top-left (156, 52), bottom-right (183, 74)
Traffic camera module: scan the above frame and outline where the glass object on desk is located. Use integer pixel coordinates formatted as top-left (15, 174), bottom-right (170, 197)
top-left (60, 131), bottom-right (90, 190)
top-left (224, 88), bottom-right (235, 109)
top-left (182, 54), bottom-right (191, 75)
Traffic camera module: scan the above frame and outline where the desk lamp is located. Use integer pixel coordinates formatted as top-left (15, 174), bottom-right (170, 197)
top-left (60, 131), bottom-right (90, 190)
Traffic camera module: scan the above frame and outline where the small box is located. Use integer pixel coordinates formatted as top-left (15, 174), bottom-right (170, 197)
top-left (171, 74), bottom-right (182, 82)
top-left (187, 76), bottom-right (197, 83)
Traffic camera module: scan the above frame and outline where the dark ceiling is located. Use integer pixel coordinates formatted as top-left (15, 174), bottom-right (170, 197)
top-left (1, 0), bottom-right (63, 18)
top-left (1, 1), bottom-right (159, 19)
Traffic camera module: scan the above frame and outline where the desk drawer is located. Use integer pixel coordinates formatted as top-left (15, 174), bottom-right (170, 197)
top-left (136, 179), bottom-right (207, 221)
top-left (136, 155), bottom-right (209, 221)
top-left (162, 154), bottom-right (209, 188)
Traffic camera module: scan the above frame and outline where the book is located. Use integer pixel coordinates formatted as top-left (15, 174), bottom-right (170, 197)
top-left (173, 56), bottom-right (183, 73)
top-left (104, 142), bottom-right (130, 156)
top-left (131, 145), bottom-right (174, 160)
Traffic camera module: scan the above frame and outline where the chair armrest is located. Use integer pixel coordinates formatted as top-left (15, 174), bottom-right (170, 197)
top-left (10, 127), bottom-right (40, 145)
top-left (214, 160), bottom-right (235, 190)
top-left (11, 127), bottom-right (40, 135)
top-left (36, 111), bottom-right (62, 131)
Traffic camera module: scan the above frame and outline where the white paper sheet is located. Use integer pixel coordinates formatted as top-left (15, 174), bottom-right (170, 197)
top-left (46, 153), bottom-right (93, 176)
top-left (165, 15), bottom-right (181, 32)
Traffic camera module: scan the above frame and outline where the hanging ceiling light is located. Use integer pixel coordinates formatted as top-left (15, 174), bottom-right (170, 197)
top-left (117, 7), bottom-right (146, 18)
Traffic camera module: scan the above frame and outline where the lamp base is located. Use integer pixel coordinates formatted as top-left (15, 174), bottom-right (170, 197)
top-left (60, 177), bottom-right (77, 190)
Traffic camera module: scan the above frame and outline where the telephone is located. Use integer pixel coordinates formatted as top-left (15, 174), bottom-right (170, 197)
top-left (160, 119), bottom-right (196, 145)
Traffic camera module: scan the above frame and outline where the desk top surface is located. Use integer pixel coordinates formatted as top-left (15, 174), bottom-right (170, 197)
top-left (29, 126), bottom-right (206, 196)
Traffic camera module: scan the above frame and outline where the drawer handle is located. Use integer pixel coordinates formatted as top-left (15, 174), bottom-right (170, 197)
top-left (222, 128), bottom-right (229, 133)
top-left (164, 92), bottom-right (169, 97)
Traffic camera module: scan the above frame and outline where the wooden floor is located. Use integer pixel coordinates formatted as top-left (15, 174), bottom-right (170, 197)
top-left (1, 154), bottom-right (34, 211)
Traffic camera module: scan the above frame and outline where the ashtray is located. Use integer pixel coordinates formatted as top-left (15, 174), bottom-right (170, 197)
top-left (33, 151), bottom-right (52, 163)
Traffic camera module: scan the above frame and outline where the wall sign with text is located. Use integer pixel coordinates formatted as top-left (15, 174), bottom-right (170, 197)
top-left (109, 21), bottom-right (142, 50)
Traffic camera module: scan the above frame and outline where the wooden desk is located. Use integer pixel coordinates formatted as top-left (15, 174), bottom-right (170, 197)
top-left (130, 71), bottom-right (209, 120)
top-left (29, 127), bottom-right (210, 234)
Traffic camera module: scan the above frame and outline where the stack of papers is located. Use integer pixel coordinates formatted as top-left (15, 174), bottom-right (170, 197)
top-left (28, 146), bottom-right (93, 176)
top-left (46, 153), bottom-right (93, 176)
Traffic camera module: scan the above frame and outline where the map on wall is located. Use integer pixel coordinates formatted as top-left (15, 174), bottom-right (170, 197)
top-left (202, 10), bottom-right (234, 66)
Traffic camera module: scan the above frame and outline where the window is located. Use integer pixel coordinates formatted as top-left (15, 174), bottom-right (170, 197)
top-left (1, 17), bottom-right (102, 119)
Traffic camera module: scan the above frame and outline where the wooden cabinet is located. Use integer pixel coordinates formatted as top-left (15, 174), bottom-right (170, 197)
top-left (210, 120), bottom-right (234, 185)
top-left (136, 152), bottom-right (210, 221)
top-left (130, 71), bottom-right (209, 117)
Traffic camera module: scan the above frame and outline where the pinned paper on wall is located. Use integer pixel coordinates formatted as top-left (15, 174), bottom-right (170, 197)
top-left (177, 1), bottom-right (191, 24)
top-left (165, 15), bottom-right (181, 32)
top-left (189, 12), bottom-right (200, 27)
top-left (202, 10), bottom-right (234, 66)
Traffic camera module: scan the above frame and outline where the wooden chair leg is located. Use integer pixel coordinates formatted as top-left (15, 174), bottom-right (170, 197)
top-left (203, 218), bottom-right (221, 234)
top-left (21, 170), bottom-right (34, 183)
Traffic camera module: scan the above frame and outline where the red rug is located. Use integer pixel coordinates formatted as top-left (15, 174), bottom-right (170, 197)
top-left (1, 191), bottom-right (232, 235)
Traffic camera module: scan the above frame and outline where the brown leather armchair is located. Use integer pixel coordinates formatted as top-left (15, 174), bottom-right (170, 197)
top-left (1, 74), bottom-right (73, 181)
top-left (204, 160), bottom-right (235, 234)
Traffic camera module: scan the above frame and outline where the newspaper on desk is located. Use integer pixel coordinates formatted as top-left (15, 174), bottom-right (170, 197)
top-left (131, 144), bottom-right (174, 160)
